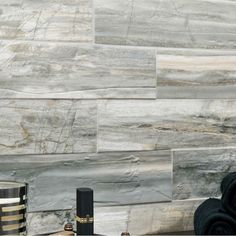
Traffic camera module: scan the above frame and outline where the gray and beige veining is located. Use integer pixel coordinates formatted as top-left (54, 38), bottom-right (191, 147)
top-left (0, 0), bottom-right (235, 235)
top-left (95, 0), bottom-right (236, 48)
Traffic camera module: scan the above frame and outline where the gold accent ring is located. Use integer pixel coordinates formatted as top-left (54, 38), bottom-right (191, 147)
top-left (75, 215), bottom-right (94, 224)
top-left (2, 204), bottom-right (26, 213)
top-left (1, 214), bottom-right (24, 222)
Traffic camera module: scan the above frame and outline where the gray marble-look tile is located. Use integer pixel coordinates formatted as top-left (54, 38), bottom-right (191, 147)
top-left (156, 48), bottom-right (236, 98)
top-left (127, 199), bottom-right (204, 235)
top-left (98, 100), bottom-right (236, 151)
top-left (0, 150), bottom-right (171, 211)
top-left (0, 100), bottom-right (97, 155)
top-left (27, 210), bottom-right (74, 236)
top-left (27, 199), bottom-right (204, 236)
top-left (173, 147), bottom-right (236, 200)
top-left (0, 0), bottom-right (92, 42)
top-left (95, 0), bottom-right (236, 48)
top-left (0, 41), bottom-right (156, 99)
top-left (27, 206), bottom-right (129, 236)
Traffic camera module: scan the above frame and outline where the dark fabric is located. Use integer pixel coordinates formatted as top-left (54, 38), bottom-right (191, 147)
top-left (221, 172), bottom-right (236, 216)
top-left (194, 198), bottom-right (236, 235)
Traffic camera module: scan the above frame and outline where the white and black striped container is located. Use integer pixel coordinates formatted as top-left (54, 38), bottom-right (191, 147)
top-left (0, 181), bottom-right (27, 236)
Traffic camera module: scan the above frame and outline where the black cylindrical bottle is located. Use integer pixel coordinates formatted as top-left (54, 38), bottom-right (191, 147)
top-left (76, 188), bottom-right (94, 235)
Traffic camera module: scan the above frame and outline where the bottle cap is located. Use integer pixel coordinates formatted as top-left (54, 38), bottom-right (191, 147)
top-left (121, 232), bottom-right (130, 236)
top-left (64, 223), bottom-right (73, 231)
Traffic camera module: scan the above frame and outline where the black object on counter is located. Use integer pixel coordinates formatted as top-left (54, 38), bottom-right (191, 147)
top-left (121, 232), bottom-right (130, 236)
top-left (0, 181), bottom-right (28, 235)
top-left (221, 172), bottom-right (236, 217)
top-left (76, 188), bottom-right (94, 235)
top-left (194, 198), bottom-right (236, 235)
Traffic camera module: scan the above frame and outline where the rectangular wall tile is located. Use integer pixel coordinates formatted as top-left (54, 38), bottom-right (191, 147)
top-left (95, 0), bottom-right (236, 48)
top-left (27, 199), bottom-right (204, 235)
top-left (173, 147), bottom-right (236, 200)
top-left (0, 41), bottom-right (156, 99)
top-left (156, 48), bottom-right (236, 98)
top-left (0, 0), bottom-right (92, 42)
top-left (127, 199), bottom-right (203, 235)
top-left (0, 150), bottom-right (171, 212)
top-left (98, 100), bottom-right (236, 151)
top-left (0, 100), bottom-right (97, 155)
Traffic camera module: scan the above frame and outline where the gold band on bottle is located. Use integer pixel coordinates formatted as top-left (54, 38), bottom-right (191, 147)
top-left (75, 215), bottom-right (94, 224)
top-left (2, 222), bottom-right (26, 231)
top-left (2, 204), bottom-right (26, 212)
top-left (1, 214), bottom-right (24, 221)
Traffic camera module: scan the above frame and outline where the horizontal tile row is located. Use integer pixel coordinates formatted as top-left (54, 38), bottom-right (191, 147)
top-left (0, 143), bottom-right (233, 224)
top-left (0, 145), bottom-right (235, 212)
top-left (1, 0), bottom-right (236, 50)
top-left (1, 40), bottom-right (236, 99)
top-left (1, 99), bottom-right (236, 155)
top-left (0, 0), bottom-right (92, 42)
top-left (95, 0), bottom-right (236, 48)
top-left (0, 150), bottom-right (171, 212)
top-left (27, 199), bottom-right (203, 235)
top-left (0, 41), bottom-right (156, 99)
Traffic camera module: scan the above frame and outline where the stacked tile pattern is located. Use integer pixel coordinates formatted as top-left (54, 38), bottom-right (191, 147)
top-left (0, 0), bottom-right (235, 235)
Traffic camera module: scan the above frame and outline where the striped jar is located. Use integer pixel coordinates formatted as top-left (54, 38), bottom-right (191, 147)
top-left (0, 182), bottom-right (27, 236)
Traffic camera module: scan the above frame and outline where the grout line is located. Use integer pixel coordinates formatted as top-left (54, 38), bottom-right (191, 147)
top-left (0, 147), bottom-right (235, 158)
top-left (94, 42), bottom-right (159, 51)
top-left (1, 98), bottom-right (236, 101)
top-left (173, 197), bottom-right (210, 202)
top-left (0, 97), bottom-right (158, 101)
top-left (126, 205), bottom-right (132, 232)
top-left (1, 38), bottom-right (236, 54)
top-left (171, 146), bottom-right (236, 152)
top-left (0, 38), bottom-right (93, 45)
top-left (0, 38), bottom-right (155, 51)
top-left (94, 43), bottom-right (236, 52)
top-left (0, 150), bottom-right (172, 158)
top-left (155, 47), bottom-right (158, 99)
top-left (96, 100), bottom-right (99, 153)
top-left (92, 0), bottom-right (95, 45)
top-left (171, 150), bottom-right (174, 201)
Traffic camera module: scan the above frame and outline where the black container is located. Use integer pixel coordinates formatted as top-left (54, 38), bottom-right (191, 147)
top-left (0, 181), bottom-right (28, 235)
top-left (76, 188), bottom-right (94, 235)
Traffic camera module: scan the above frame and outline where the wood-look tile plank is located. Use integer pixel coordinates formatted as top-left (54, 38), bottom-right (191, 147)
top-left (156, 49), bottom-right (236, 98)
top-left (0, 100), bottom-right (97, 155)
top-left (95, 0), bottom-right (236, 48)
top-left (0, 0), bottom-right (92, 42)
top-left (98, 100), bottom-right (236, 151)
top-left (0, 150), bottom-right (171, 211)
top-left (0, 42), bottom-right (156, 99)
top-left (173, 147), bottom-right (236, 200)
